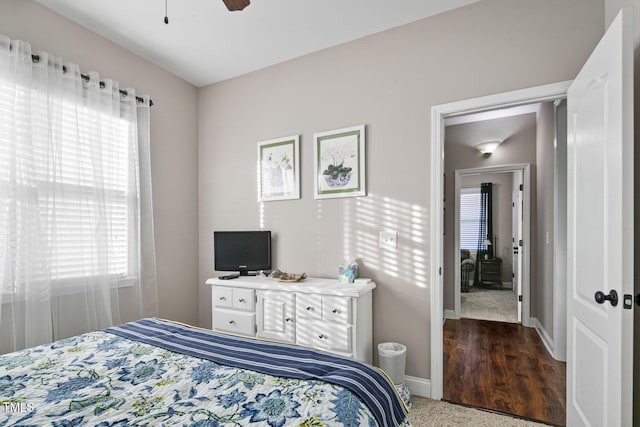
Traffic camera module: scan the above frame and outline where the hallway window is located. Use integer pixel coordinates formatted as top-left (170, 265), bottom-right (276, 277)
top-left (460, 187), bottom-right (482, 250)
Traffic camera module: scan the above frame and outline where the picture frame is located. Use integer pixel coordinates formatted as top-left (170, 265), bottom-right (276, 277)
top-left (313, 125), bottom-right (366, 199)
top-left (258, 135), bottom-right (300, 201)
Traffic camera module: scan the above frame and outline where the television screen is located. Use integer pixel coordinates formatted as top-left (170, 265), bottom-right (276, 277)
top-left (214, 231), bottom-right (271, 276)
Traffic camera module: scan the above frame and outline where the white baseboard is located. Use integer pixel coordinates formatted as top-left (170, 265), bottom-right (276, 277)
top-left (529, 317), bottom-right (558, 360)
top-left (404, 375), bottom-right (431, 398)
top-left (444, 309), bottom-right (456, 320)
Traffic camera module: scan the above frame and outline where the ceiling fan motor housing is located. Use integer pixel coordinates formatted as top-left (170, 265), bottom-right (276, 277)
top-left (223, 0), bottom-right (251, 11)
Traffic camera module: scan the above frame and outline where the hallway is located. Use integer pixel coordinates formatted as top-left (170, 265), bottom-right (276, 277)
top-left (443, 318), bottom-right (566, 426)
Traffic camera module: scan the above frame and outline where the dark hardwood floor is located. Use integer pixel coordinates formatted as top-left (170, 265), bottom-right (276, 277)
top-left (443, 318), bottom-right (566, 426)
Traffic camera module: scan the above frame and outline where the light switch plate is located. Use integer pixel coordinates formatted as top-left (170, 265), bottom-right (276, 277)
top-left (379, 230), bottom-right (398, 249)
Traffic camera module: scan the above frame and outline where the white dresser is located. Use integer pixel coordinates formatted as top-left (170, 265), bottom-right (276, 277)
top-left (206, 276), bottom-right (375, 363)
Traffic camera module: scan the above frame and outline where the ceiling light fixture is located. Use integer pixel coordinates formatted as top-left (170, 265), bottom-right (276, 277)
top-left (474, 140), bottom-right (503, 158)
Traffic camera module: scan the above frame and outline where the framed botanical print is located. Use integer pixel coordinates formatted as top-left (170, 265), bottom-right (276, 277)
top-left (313, 125), bottom-right (366, 199)
top-left (258, 135), bottom-right (300, 201)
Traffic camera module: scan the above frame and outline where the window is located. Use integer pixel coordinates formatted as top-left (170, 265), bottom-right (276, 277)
top-left (0, 40), bottom-right (156, 352)
top-left (0, 77), bottom-right (136, 288)
top-left (460, 187), bottom-right (483, 250)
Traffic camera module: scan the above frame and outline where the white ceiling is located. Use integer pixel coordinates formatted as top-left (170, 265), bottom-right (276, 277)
top-left (445, 109), bottom-right (540, 149)
top-left (444, 103), bottom-right (543, 149)
top-left (35, 0), bottom-right (480, 87)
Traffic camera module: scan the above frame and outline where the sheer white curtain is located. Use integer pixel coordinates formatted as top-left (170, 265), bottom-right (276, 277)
top-left (0, 35), bottom-right (158, 354)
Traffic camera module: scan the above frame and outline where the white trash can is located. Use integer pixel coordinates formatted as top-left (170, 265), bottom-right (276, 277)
top-left (378, 342), bottom-right (406, 385)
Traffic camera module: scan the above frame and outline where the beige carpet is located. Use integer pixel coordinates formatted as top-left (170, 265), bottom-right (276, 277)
top-left (461, 287), bottom-right (518, 323)
top-left (407, 397), bottom-right (548, 426)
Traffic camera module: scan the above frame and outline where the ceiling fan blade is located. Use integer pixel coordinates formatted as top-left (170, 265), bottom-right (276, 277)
top-left (223, 0), bottom-right (250, 11)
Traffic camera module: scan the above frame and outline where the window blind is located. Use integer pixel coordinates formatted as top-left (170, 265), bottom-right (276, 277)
top-left (460, 187), bottom-right (482, 250)
top-left (0, 78), bottom-right (134, 286)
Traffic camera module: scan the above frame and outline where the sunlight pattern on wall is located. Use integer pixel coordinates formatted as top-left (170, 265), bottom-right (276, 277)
top-left (257, 161), bottom-right (265, 229)
top-left (259, 201), bottom-right (265, 229)
top-left (345, 193), bottom-right (428, 289)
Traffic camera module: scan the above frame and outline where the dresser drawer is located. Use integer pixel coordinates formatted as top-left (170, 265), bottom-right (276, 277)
top-left (296, 294), bottom-right (322, 320)
top-left (296, 319), bottom-right (352, 354)
top-left (212, 286), bottom-right (233, 308)
top-left (213, 309), bottom-right (255, 336)
top-left (232, 288), bottom-right (255, 311)
top-left (322, 296), bottom-right (352, 324)
top-left (213, 286), bottom-right (255, 311)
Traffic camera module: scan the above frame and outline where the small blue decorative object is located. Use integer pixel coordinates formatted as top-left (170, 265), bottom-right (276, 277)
top-left (338, 262), bottom-right (358, 283)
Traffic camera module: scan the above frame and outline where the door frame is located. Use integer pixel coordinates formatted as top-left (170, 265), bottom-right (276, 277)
top-left (452, 165), bottom-right (530, 324)
top-left (430, 80), bottom-right (571, 400)
top-left (552, 99), bottom-right (568, 362)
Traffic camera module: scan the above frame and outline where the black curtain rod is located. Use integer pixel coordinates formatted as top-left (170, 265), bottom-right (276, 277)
top-left (31, 54), bottom-right (153, 106)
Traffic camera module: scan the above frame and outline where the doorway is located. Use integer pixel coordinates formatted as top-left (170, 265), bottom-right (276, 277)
top-left (451, 166), bottom-right (529, 325)
top-left (436, 91), bottom-right (565, 424)
top-left (432, 12), bottom-right (635, 424)
top-left (429, 81), bottom-right (571, 403)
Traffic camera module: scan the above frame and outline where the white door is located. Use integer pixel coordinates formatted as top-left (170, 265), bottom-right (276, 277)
top-left (256, 290), bottom-right (294, 342)
top-left (511, 173), bottom-right (523, 323)
top-left (566, 9), bottom-right (633, 427)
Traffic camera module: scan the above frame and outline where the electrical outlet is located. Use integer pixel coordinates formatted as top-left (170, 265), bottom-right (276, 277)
top-left (379, 230), bottom-right (398, 249)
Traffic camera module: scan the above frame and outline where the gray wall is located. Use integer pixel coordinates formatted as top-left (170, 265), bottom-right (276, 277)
top-left (198, 0), bottom-right (604, 380)
top-left (0, 1), bottom-right (200, 326)
top-left (533, 102), bottom-right (556, 339)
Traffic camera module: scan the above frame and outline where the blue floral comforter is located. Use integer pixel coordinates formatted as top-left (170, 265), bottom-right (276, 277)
top-left (0, 318), bottom-right (410, 426)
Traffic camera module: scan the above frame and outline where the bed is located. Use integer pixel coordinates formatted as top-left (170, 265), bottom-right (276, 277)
top-left (0, 318), bottom-right (410, 426)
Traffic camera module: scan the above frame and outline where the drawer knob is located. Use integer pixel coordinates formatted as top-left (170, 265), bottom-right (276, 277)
top-left (219, 296), bottom-right (226, 301)
top-left (285, 318), bottom-right (292, 322)
top-left (306, 306), bottom-right (313, 311)
top-left (332, 308), bottom-right (339, 314)
top-left (318, 334), bottom-right (326, 339)
top-left (238, 298), bottom-right (245, 303)
top-left (228, 320), bottom-right (235, 325)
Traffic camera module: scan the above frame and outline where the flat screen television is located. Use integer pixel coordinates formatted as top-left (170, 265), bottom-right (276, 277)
top-left (214, 230), bottom-right (272, 276)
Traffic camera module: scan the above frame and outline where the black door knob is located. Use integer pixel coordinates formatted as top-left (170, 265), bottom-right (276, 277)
top-left (595, 290), bottom-right (618, 306)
